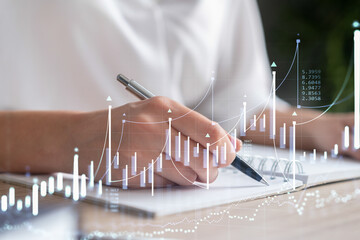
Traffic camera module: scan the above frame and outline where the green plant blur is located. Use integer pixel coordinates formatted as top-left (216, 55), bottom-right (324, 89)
top-left (258, 0), bottom-right (360, 112)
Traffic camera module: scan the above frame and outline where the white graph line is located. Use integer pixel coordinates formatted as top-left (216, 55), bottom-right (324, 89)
top-left (125, 79), bottom-right (215, 125)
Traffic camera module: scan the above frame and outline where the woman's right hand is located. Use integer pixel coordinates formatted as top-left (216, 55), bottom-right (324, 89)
top-left (73, 96), bottom-right (241, 188)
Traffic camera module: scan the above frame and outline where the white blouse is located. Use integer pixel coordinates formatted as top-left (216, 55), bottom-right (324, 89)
top-left (0, 0), bottom-right (275, 129)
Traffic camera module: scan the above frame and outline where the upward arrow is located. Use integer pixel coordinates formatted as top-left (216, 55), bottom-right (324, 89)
top-left (168, 109), bottom-right (172, 113)
top-left (205, 133), bottom-right (210, 138)
top-left (106, 96), bottom-right (112, 102)
top-left (271, 62), bottom-right (277, 68)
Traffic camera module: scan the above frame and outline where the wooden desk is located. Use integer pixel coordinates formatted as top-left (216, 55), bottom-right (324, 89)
top-left (1, 179), bottom-right (360, 239)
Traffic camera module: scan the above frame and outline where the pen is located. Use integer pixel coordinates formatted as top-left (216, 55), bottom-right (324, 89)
top-left (116, 74), bottom-right (269, 186)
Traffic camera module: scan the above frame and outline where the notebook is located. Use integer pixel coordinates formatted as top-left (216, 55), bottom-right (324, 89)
top-left (2, 144), bottom-right (359, 217)
top-left (241, 144), bottom-right (360, 187)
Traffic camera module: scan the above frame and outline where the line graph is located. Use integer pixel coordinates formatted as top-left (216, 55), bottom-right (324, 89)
top-left (68, 29), bottom-right (359, 198)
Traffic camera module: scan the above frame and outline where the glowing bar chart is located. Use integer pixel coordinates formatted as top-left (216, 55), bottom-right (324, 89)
top-left (344, 126), bottom-right (350, 149)
top-left (148, 163), bottom-right (153, 183)
top-left (355, 30), bottom-right (360, 149)
top-left (57, 172), bottom-right (63, 191)
top-left (107, 104), bottom-right (112, 184)
top-left (73, 154), bottom-right (79, 201)
top-left (206, 143), bottom-right (210, 189)
top-left (151, 160), bottom-right (154, 196)
top-left (175, 132), bottom-right (181, 161)
top-left (167, 118), bottom-right (172, 159)
top-left (9, 187), bottom-right (15, 207)
top-left (98, 180), bottom-right (102, 195)
top-left (203, 149), bottom-right (207, 168)
top-left (25, 196), bottom-right (31, 208)
top-left (312, 149), bottom-right (316, 163)
top-left (122, 165), bottom-right (128, 190)
top-left (65, 185), bottom-right (71, 198)
top-left (250, 120), bottom-right (256, 131)
top-left (292, 121), bottom-right (296, 190)
top-left (140, 170), bottom-right (145, 188)
top-left (89, 161), bottom-right (94, 188)
top-left (194, 143), bottom-right (199, 157)
top-left (131, 152), bottom-right (137, 175)
top-left (184, 137), bottom-right (190, 166)
top-left (221, 142), bottom-right (226, 164)
top-left (156, 155), bottom-right (163, 172)
top-left (114, 152), bottom-right (119, 169)
top-left (260, 114), bottom-right (266, 132)
top-left (16, 200), bottom-right (23, 211)
top-left (323, 151), bottom-right (328, 161)
top-left (80, 174), bottom-right (86, 198)
top-left (40, 181), bottom-right (47, 197)
top-left (240, 102), bottom-right (247, 136)
top-left (1, 195), bottom-right (7, 212)
top-left (333, 144), bottom-right (339, 157)
top-left (32, 184), bottom-right (39, 216)
top-left (165, 129), bottom-right (170, 160)
top-left (270, 71), bottom-right (276, 139)
top-left (280, 123), bottom-right (286, 148)
top-left (213, 146), bottom-right (219, 167)
top-left (48, 176), bottom-right (55, 194)
top-left (232, 129), bottom-right (237, 151)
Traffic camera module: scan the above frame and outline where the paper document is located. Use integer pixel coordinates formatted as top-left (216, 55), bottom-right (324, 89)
top-left (243, 144), bottom-right (360, 187)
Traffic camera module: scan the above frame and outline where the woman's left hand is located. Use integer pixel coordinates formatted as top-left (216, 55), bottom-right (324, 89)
top-left (300, 112), bottom-right (360, 160)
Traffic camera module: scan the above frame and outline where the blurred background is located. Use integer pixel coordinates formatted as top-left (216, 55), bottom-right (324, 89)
top-left (258, 0), bottom-right (360, 112)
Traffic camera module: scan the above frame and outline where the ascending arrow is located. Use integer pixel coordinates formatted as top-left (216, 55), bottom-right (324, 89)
top-left (271, 62), bottom-right (277, 67)
top-left (292, 111), bottom-right (297, 116)
top-left (168, 109), bottom-right (172, 113)
top-left (205, 133), bottom-right (210, 138)
top-left (106, 96), bottom-right (112, 102)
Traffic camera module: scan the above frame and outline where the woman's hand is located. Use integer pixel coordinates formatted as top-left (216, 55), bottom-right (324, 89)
top-left (75, 96), bottom-right (241, 188)
top-left (301, 112), bottom-right (358, 159)
top-left (245, 108), bottom-right (357, 160)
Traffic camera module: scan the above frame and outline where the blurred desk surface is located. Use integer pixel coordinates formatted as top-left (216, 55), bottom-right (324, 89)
top-left (1, 179), bottom-right (360, 240)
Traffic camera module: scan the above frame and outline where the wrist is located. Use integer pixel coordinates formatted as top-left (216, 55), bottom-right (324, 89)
top-left (58, 111), bottom-right (89, 173)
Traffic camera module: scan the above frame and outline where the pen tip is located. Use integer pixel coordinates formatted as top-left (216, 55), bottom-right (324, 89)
top-left (260, 178), bottom-right (270, 186)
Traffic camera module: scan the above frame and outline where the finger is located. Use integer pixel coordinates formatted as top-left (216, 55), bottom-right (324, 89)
top-left (227, 133), bottom-right (242, 152)
top-left (117, 127), bottom-right (203, 185)
top-left (144, 96), bottom-right (234, 151)
top-left (101, 165), bottom-right (176, 189)
top-left (170, 123), bottom-right (237, 166)
top-left (155, 153), bottom-right (197, 186)
top-left (153, 174), bottom-right (177, 187)
top-left (128, 172), bottom-right (176, 189)
top-left (168, 128), bottom-right (222, 183)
